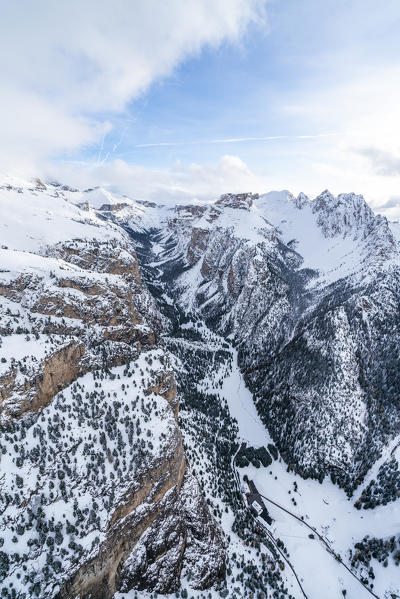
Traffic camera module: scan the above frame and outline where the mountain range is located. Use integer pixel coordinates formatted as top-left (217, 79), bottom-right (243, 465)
top-left (0, 178), bottom-right (399, 599)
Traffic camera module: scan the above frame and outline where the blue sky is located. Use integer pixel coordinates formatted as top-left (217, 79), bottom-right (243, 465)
top-left (1, 0), bottom-right (400, 212)
top-left (90, 0), bottom-right (400, 167)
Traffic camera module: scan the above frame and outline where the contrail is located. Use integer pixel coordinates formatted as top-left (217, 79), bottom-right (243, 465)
top-left (135, 132), bottom-right (341, 148)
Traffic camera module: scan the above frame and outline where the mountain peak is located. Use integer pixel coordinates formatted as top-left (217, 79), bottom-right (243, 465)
top-left (312, 189), bottom-right (336, 210)
top-left (310, 189), bottom-right (394, 244)
top-left (215, 192), bottom-right (259, 210)
top-left (294, 192), bottom-right (310, 209)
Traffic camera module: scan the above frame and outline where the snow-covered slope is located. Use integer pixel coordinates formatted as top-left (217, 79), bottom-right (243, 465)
top-left (146, 191), bottom-right (400, 495)
top-left (1, 179), bottom-right (400, 599)
top-left (0, 180), bottom-right (224, 598)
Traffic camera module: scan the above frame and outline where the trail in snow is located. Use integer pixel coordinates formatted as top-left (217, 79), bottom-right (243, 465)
top-left (221, 347), bottom-right (269, 447)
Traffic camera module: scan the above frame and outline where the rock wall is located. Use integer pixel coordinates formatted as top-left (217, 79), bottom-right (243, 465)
top-left (0, 224), bottom-right (225, 598)
top-left (0, 340), bottom-right (85, 418)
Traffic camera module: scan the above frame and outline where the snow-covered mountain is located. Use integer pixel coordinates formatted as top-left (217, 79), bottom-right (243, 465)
top-left (1, 179), bottom-right (399, 599)
top-left (0, 180), bottom-right (224, 598)
top-left (133, 189), bottom-right (400, 492)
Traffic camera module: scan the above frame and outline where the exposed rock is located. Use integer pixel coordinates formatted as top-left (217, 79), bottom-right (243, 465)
top-left (187, 228), bottom-right (210, 265)
top-left (146, 370), bottom-right (179, 419)
top-left (99, 202), bottom-right (131, 212)
top-left (0, 340), bottom-right (85, 418)
top-left (216, 192), bottom-right (259, 210)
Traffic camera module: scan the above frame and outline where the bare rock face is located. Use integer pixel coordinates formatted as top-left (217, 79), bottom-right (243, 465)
top-left (0, 239), bottom-right (161, 393)
top-left (118, 473), bottom-right (225, 594)
top-left (55, 369), bottom-right (223, 599)
top-left (146, 370), bottom-right (179, 419)
top-left (187, 228), bottom-right (210, 266)
top-left (216, 192), bottom-right (259, 210)
top-left (99, 202), bottom-right (131, 212)
top-left (0, 340), bottom-right (85, 418)
top-left (46, 238), bottom-right (142, 279)
top-left (0, 347), bottom-right (224, 598)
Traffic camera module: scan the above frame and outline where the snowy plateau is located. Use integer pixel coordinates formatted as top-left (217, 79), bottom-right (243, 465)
top-left (0, 178), bottom-right (399, 599)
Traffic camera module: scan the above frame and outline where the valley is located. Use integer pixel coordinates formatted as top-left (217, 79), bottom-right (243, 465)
top-left (0, 180), bottom-right (399, 598)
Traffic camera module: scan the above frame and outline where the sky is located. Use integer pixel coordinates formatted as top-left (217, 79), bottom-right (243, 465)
top-left (1, 0), bottom-right (400, 215)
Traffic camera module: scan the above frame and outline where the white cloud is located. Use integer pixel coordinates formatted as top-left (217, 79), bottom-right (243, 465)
top-left (357, 147), bottom-right (400, 177)
top-left (0, 0), bottom-right (265, 170)
top-left (46, 155), bottom-right (265, 204)
top-left (282, 67), bottom-right (400, 148)
top-left (272, 65), bottom-right (400, 212)
top-left (2, 0), bottom-right (399, 215)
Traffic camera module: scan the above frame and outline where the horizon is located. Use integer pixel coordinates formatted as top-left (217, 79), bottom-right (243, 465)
top-left (5, 173), bottom-right (399, 224)
top-left (1, 1), bottom-right (400, 216)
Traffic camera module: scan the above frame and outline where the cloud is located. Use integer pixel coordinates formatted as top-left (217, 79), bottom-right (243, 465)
top-left (135, 133), bottom-right (340, 147)
top-left (357, 147), bottom-right (400, 176)
top-left (1, 0), bottom-right (399, 213)
top-left (375, 196), bottom-right (400, 210)
top-left (0, 0), bottom-right (265, 170)
top-left (45, 154), bottom-right (265, 204)
top-left (281, 67), bottom-right (400, 147)
top-left (272, 64), bottom-right (400, 208)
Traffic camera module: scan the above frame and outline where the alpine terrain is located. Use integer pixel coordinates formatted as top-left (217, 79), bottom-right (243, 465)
top-left (0, 178), bottom-right (399, 599)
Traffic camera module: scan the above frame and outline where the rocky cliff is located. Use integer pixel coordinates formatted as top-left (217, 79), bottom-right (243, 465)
top-left (0, 181), bottom-right (224, 598)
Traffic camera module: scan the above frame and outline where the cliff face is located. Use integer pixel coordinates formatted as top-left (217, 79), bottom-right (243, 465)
top-left (0, 340), bottom-right (85, 418)
top-left (0, 238), bottom-right (159, 418)
top-left (0, 182), bottom-right (224, 598)
top-left (0, 348), bottom-right (224, 598)
top-left (53, 365), bottom-right (223, 599)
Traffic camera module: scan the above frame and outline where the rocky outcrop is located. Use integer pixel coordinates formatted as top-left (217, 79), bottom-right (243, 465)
top-left (312, 190), bottom-right (396, 253)
top-left (187, 228), bottom-right (210, 266)
top-left (0, 242), bottom-right (160, 365)
top-left (59, 439), bottom-right (224, 598)
top-left (146, 370), bottom-right (179, 419)
top-left (99, 202), bottom-right (130, 212)
top-left (0, 340), bottom-right (85, 418)
top-left (216, 192), bottom-right (259, 210)
top-left (0, 344), bottom-right (225, 599)
top-left (46, 239), bottom-right (142, 280)
top-left (57, 416), bottom-right (186, 598)
top-left (118, 474), bottom-right (225, 594)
